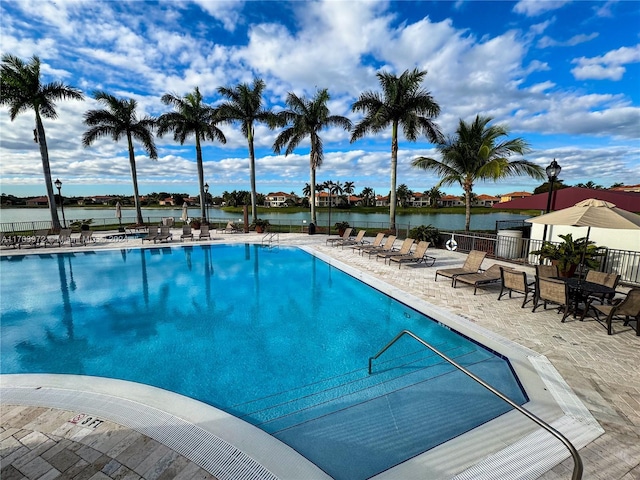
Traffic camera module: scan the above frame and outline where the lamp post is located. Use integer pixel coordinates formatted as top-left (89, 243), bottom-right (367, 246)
top-left (542, 159), bottom-right (562, 242)
top-left (54, 178), bottom-right (66, 229)
top-left (203, 182), bottom-right (209, 224)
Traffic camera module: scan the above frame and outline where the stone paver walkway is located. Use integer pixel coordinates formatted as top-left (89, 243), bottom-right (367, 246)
top-left (1, 231), bottom-right (639, 479)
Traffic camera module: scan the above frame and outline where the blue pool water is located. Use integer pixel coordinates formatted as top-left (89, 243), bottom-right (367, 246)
top-left (0, 245), bottom-right (527, 479)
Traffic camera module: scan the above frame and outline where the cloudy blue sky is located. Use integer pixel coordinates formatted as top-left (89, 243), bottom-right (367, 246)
top-left (1, 0), bottom-right (639, 199)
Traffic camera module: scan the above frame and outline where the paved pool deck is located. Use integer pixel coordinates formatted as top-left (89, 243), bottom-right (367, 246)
top-left (1, 231), bottom-right (638, 479)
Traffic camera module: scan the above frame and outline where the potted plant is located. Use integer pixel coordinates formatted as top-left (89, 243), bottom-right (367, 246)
top-left (251, 218), bottom-right (270, 233)
top-left (190, 218), bottom-right (201, 230)
top-left (409, 224), bottom-right (441, 247)
top-left (531, 233), bottom-right (602, 277)
top-left (334, 221), bottom-right (350, 236)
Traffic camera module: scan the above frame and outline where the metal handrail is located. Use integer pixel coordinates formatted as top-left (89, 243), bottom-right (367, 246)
top-left (261, 232), bottom-right (279, 245)
top-left (368, 329), bottom-right (583, 480)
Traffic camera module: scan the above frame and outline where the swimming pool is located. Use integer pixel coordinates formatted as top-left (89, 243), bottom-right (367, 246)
top-left (0, 245), bottom-right (543, 478)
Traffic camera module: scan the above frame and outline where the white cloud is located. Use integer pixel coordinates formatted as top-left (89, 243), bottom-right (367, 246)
top-left (513, 0), bottom-right (572, 17)
top-left (571, 44), bottom-right (640, 80)
top-left (537, 32), bottom-right (599, 48)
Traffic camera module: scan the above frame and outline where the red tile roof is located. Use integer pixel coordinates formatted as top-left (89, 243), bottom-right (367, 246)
top-left (493, 187), bottom-right (640, 213)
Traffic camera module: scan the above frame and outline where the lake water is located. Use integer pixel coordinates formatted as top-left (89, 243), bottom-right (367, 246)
top-left (0, 207), bottom-right (531, 231)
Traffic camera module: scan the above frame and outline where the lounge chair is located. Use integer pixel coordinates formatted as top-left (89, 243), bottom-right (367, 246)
top-left (388, 241), bottom-right (436, 269)
top-left (532, 277), bottom-right (571, 321)
top-left (78, 230), bottom-right (96, 246)
top-left (453, 264), bottom-right (512, 294)
top-left (326, 228), bottom-right (352, 245)
top-left (17, 229), bottom-right (50, 249)
top-left (1, 233), bottom-right (19, 249)
top-left (335, 230), bottom-right (366, 248)
top-left (217, 221), bottom-right (239, 234)
top-left (498, 267), bottom-right (535, 308)
top-left (47, 228), bottom-right (73, 247)
top-left (180, 225), bottom-right (193, 242)
top-left (584, 288), bottom-right (640, 335)
top-left (154, 226), bottom-right (173, 243)
top-left (142, 226), bottom-right (160, 243)
top-left (199, 224), bottom-right (211, 240)
top-left (434, 250), bottom-right (487, 286)
top-left (362, 235), bottom-right (396, 258)
top-left (376, 238), bottom-right (414, 262)
top-left (351, 233), bottom-right (383, 253)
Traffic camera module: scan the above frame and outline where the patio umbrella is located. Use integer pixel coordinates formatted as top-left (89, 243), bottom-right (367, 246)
top-left (181, 202), bottom-right (189, 222)
top-left (115, 202), bottom-right (122, 228)
top-left (526, 198), bottom-right (640, 276)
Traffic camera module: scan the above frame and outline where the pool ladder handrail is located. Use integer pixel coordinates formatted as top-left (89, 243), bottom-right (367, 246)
top-left (368, 329), bottom-right (583, 480)
top-left (261, 232), bottom-right (279, 246)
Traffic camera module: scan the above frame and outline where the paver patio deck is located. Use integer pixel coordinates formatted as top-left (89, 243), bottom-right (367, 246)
top-left (1, 231), bottom-right (638, 479)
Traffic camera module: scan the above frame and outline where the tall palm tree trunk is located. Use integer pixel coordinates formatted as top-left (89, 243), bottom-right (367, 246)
top-left (247, 127), bottom-right (258, 222)
top-left (464, 185), bottom-right (472, 231)
top-left (310, 161), bottom-right (317, 225)
top-left (35, 112), bottom-right (61, 230)
top-left (389, 122), bottom-right (399, 232)
top-left (127, 133), bottom-right (144, 225)
top-left (195, 134), bottom-right (206, 220)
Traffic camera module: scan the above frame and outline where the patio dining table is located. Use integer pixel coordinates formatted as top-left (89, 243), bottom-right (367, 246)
top-left (552, 277), bottom-right (616, 319)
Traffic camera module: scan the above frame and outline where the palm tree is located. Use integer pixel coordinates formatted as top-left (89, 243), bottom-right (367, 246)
top-left (351, 68), bottom-right (443, 232)
top-left (217, 78), bottom-right (275, 223)
top-left (426, 186), bottom-right (443, 208)
top-left (83, 91), bottom-right (157, 225)
top-left (157, 87), bottom-right (226, 221)
top-left (343, 181), bottom-right (355, 205)
top-left (323, 180), bottom-right (343, 233)
top-left (412, 115), bottom-right (544, 231)
top-left (0, 54), bottom-right (84, 229)
top-left (396, 183), bottom-right (412, 207)
top-left (302, 183), bottom-right (311, 198)
top-left (272, 89), bottom-right (352, 224)
top-left (360, 186), bottom-right (374, 206)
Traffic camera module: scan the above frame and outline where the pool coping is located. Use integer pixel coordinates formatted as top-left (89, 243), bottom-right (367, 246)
top-left (1, 243), bottom-right (604, 479)
top-left (306, 247), bottom-right (604, 479)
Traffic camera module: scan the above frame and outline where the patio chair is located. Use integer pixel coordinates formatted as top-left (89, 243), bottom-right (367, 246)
top-left (453, 264), bottom-right (512, 295)
top-left (154, 226), bottom-right (173, 243)
top-left (326, 228), bottom-right (352, 245)
top-left (532, 277), bottom-right (571, 321)
top-left (584, 270), bottom-right (620, 304)
top-left (535, 264), bottom-right (559, 279)
top-left (351, 233), bottom-right (383, 253)
top-left (142, 225), bottom-right (160, 243)
top-left (585, 288), bottom-right (640, 335)
top-left (376, 238), bottom-right (414, 262)
top-left (336, 230), bottom-right (366, 248)
top-left (362, 235), bottom-right (396, 258)
top-left (434, 250), bottom-right (487, 286)
top-left (498, 268), bottom-right (535, 308)
top-left (180, 225), bottom-right (193, 242)
top-left (388, 241), bottom-right (436, 269)
top-left (199, 224), bottom-right (211, 240)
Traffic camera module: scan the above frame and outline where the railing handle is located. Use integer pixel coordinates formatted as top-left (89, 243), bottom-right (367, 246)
top-left (369, 329), bottom-right (583, 480)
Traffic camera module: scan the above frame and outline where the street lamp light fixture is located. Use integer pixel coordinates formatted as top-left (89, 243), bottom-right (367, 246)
top-left (54, 178), bottom-right (66, 229)
top-left (542, 159), bottom-right (562, 242)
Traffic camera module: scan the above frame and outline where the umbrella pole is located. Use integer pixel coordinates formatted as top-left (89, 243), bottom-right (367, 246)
top-left (578, 226), bottom-right (591, 284)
